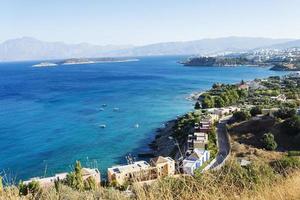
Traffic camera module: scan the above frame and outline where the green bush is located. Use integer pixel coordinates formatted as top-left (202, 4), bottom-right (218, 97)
top-left (288, 151), bottom-right (300, 157)
top-left (233, 111), bottom-right (250, 122)
top-left (18, 180), bottom-right (40, 196)
top-left (271, 156), bottom-right (300, 175)
top-left (281, 115), bottom-right (300, 136)
top-left (250, 106), bottom-right (262, 116)
top-left (274, 107), bottom-right (296, 119)
top-left (261, 133), bottom-right (277, 150)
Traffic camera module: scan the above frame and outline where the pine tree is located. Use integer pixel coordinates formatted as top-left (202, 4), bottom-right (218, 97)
top-left (75, 161), bottom-right (84, 191)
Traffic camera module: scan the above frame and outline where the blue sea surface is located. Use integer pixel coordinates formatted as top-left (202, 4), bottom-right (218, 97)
top-left (0, 56), bottom-right (287, 180)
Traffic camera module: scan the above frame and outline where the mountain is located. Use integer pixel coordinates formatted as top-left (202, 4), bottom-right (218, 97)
top-left (0, 37), bottom-right (133, 61)
top-left (265, 39), bottom-right (300, 49)
top-left (103, 37), bottom-right (293, 57)
top-left (0, 36), bottom-right (298, 61)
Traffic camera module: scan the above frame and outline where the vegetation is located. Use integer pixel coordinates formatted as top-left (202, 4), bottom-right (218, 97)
top-left (232, 110), bottom-right (250, 122)
top-left (261, 133), bottom-right (277, 150)
top-left (274, 107), bottom-right (296, 119)
top-left (1, 158), bottom-right (300, 200)
top-left (250, 106), bottom-right (262, 116)
top-left (281, 115), bottom-right (300, 136)
top-left (199, 83), bottom-right (247, 109)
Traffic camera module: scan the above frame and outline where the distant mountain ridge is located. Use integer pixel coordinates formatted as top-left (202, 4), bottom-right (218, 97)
top-left (0, 36), bottom-right (299, 61)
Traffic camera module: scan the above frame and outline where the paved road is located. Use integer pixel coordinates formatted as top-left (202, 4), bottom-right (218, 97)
top-left (209, 116), bottom-right (231, 170)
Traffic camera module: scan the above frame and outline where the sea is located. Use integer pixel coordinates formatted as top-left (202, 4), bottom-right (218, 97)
top-left (0, 56), bottom-right (288, 181)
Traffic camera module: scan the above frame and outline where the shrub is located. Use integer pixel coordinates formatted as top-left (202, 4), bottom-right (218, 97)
top-left (84, 176), bottom-right (97, 191)
top-left (233, 111), bottom-right (250, 122)
top-left (271, 156), bottom-right (300, 175)
top-left (194, 101), bottom-right (201, 110)
top-left (250, 106), bottom-right (262, 117)
top-left (274, 107), bottom-right (296, 119)
top-left (288, 151), bottom-right (300, 157)
top-left (18, 180), bottom-right (40, 196)
top-left (281, 115), bottom-right (300, 136)
top-left (261, 133), bottom-right (277, 150)
top-left (64, 161), bottom-right (84, 191)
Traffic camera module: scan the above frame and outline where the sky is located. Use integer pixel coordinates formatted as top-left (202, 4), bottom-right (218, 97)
top-left (1, 0), bottom-right (300, 45)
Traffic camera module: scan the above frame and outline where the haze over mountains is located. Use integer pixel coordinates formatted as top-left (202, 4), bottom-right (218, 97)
top-left (0, 37), bottom-right (300, 61)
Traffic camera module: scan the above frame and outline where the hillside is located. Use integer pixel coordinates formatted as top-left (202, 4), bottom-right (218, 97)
top-left (0, 37), bottom-right (295, 61)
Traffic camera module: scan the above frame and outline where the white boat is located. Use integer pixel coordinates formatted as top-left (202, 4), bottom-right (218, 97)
top-left (99, 108), bottom-right (105, 111)
top-left (113, 107), bottom-right (119, 111)
top-left (134, 124), bottom-right (139, 128)
top-left (99, 124), bottom-right (106, 128)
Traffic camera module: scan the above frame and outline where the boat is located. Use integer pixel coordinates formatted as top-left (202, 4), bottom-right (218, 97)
top-left (99, 108), bottom-right (105, 111)
top-left (99, 124), bottom-right (106, 128)
top-left (134, 124), bottom-right (139, 128)
top-left (113, 107), bottom-right (119, 111)
top-left (102, 104), bottom-right (107, 107)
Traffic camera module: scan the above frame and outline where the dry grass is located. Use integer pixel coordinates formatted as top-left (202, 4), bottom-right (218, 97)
top-left (1, 160), bottom-right (299, 200)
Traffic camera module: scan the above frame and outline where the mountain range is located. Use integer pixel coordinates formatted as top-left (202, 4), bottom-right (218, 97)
top-left (0, 36), bottom-right (300, 61)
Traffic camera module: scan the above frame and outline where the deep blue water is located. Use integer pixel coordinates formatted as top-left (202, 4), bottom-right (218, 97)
top-left (0, 56), bottom-right (287, 180)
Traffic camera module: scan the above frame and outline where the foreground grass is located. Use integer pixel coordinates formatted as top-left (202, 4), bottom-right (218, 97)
top-left (1, 158), bottom-right (299, 200)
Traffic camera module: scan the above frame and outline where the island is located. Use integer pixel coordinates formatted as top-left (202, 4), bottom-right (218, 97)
top-left (182, 56), bottom-right (257, 67)
top-left (32, 62), bottom-right (58, 67)
top-left (32, 57), bottom-right (139, 67)
top-left (60, 57), bottom-right (139, 65)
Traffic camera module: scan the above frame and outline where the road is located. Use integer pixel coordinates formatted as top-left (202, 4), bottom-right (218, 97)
top-left (209, 115), bottom-right (231, 170)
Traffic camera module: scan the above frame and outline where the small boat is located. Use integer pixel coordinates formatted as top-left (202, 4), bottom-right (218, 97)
top-left (134, 124), bottom-right (139, 128)
top-left (102, 104), bottom-right (107, 107)
top-left (113, 107), bottom-right (119, 111)
top-left (99, 108), bottom-right (105, 111)
top-left (99, 124), bottom-right (106, 128)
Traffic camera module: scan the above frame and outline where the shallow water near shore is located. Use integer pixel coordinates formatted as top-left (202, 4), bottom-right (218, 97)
top-left (0, 56), bottom-right (287, 180)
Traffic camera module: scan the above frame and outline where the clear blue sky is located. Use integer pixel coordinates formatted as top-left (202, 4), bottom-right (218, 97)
top-left (1, 0), bottom-right (300, 45)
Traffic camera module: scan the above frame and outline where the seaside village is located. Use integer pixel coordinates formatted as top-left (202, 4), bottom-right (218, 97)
top-left (23, 105), bottom-right (239, 188)
top-left (22, 72), bottom-right (300, 189)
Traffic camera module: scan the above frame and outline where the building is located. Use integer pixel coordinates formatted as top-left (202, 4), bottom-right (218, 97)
top-left (107, 157), bottom-right (175, 186)
top-left (182, 149), bottom-right (210, 175)
top-left (150, 156), bottom-right (176, 177)
top-left (24, 168), bottom-right (100, 187)
top-left (238, 83), bottom-right (249, 90)
top-left (270, 94), bottom-right (287, 102)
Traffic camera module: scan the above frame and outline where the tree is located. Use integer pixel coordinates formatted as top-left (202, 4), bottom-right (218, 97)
top-left (274, 107), bottom-right (296, 119)
top-left (262, 133), bottom-right (277, 150)
top-left (194, 101), bottom-right (201, 110)
top-left (202, 95), bottom-right (214, 108)
top-left (74, 161), bottom-right (84, 191)
top-left (250, 106), bottom-right (262, 117)
top-left (233, 111), bottom-right (250, 122)
top-left (282, 115), bottom-right (300, 136)
top-left (214, 96), bottom-right (225, 108)
top-left (65, 161), bottom-right (84, 191)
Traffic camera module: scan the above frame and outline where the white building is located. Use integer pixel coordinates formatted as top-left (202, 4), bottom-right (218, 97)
top-left (182, 149), bottom-right (210, 175)
top-left (24, 168), bottom-right (100, 187)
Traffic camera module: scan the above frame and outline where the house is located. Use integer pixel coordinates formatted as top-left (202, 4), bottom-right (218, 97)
top-left (270, 94), bottom-right (286, 102)
top-left (107, 157), bottom-right (175, 186)
top-left (193, 132), bottom-right (208, 149)
top-left (150, 156), bottom-right (176, 177)
top-left (238, 83), bottom-right (249, 91)
top-left (24, 168), bottom-right (100, 188)
top-left (107, 161), bottom-right (154, 185)
top-left (182, 149), bottom-right (210, 175)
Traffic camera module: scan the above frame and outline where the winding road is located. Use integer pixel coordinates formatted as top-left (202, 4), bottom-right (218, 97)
top-left (209, 115), bottom-right (231, 170)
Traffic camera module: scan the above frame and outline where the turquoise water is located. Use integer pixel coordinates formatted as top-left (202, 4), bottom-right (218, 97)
top-left (0, 56), bottom-right (287, 180)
